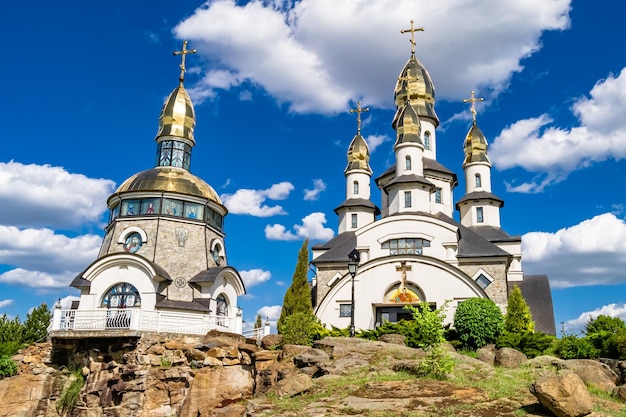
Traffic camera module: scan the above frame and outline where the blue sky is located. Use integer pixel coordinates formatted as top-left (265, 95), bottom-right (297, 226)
top-left (1, 0), bottom-right (626, 335)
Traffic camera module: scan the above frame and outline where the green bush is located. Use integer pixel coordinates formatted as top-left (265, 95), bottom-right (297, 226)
top-left (360, 319), bottom-right (418, 346)
top-left (415, 344), bottom-right (455, 380)
top-left (496, 331), bottom-right (555, 358)
top-left (0, 356), bottom-right (18, 378)
top-left (504, 285), bottom-right (534, 333)
top-left (280, 312), bottom-right (318, 346)
top-left (554, 335), bottom-right (598, 359)
top-left (585, 315), bottom-right (626, 335)
top-left (453, 298), bottom-right (504, 349)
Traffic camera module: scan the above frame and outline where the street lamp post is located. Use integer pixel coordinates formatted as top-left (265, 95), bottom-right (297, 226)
top-left (347, 249), bottom-right (360, 338)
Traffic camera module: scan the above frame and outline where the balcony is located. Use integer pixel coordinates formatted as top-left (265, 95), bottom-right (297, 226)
top-left (48, 308), bottom-right (239, 338)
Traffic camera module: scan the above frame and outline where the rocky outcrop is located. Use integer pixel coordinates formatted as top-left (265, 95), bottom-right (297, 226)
top-left (495, 347), bottom-right (528, 368)
top-left (530, 372), bottom-right (593, 417)
top-left (562, 359), bottom-right (619, 393)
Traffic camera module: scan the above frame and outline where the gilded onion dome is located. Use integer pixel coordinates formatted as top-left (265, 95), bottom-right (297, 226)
top-left (346, 134), bottom-right (372, 174)
top-left (394, 96), bottom-right (422, 147)
top-left (462, 122), bottom-right (491, 166)
top-left (392, 54), bottom-right (439, 128)
top-left (111, 166), bottom-right (222, 204)
top-left (155, 84), bottom-right (196, 146)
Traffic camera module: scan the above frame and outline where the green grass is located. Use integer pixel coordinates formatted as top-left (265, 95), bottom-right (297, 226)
top-left (56, 370), bottom-right (85, 414)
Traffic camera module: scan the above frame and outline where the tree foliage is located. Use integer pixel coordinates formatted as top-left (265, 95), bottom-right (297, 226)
top-left (496, 331), bottom-right (555, 358)
top-left (584, 315), bottom-right (626, 359)
top-left (554, 334), bottom-right (598, 359)
top-left (585, 315), bottom-right (626, 335)
top-left (504, 285), bottom-right (534, 333)
top-left (254, 314), bottom-right (263, 329)
top-left (453, 298), bottom-right (504, 349)
top-left (280, 312), bottom-right (318, 346)
top-left (277, 240), bottom-right (313, 334)
top-left (22, 303), bottom-right (51, 344)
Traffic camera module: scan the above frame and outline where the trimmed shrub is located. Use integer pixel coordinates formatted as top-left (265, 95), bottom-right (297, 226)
top-left (504, 285), bottom-right (534, 333)
top-left (454, 298), bottom-right (504, 349)
top-left (554, 335), bottom-right (598, 359)
top-left (496, 331), bottom-right (556, 358)
top-left (281, 312), bottom-right (318, 346)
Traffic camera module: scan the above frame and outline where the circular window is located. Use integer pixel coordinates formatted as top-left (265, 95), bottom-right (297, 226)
top-left (123, 232), bottom-right (142, 253)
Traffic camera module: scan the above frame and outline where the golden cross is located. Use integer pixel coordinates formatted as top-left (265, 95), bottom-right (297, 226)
top-left (463, 90), bottom-right (484, 123)
top-left (350, 101), bottom-right (370, 134)
top-left (396, 262), bottom-right (412, 287)
top-left (173, 40), bottom-right (197, 83)
top-left (400, 20), bottom-right (424, 54)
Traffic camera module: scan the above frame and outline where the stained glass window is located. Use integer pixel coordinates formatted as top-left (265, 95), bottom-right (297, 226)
top-left (156, 140), bottom-right (191, 169)
top-left (339, 304), bottom-right (352, 317)
top-left (163, 198), bottom-right (182, 216)
top-left (184, 202), bottom-right (204, 220)
top-left (121, 200), bottom-right (140, 216)
top-left (101, 282), bottom-right (141, 309)
top-left (141, 198), bottom-right (160, 215)
top-left (382, 238), bottom-right (430, 255)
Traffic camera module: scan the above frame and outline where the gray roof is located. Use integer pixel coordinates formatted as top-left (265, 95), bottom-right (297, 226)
top-left (311, 232), bottom-right (357, 264)
top-left (470, 225), bottom-right (521, 243)
top-left (456, 191), bottom-right (504, 209)
top-left (432, 212), bottom-right (510, 258)
top-left (383, 174), bottom-right (435, 190)
top-left (334, 198), bottom-right (380, 215)
top-left (509, 276), bottom-right (556, 336)
top-left (375, 158), bottom-right (457, 185)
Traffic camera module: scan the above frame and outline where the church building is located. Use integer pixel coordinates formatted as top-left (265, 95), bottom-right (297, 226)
top-left (311, 23), bottom-right (556, 335)
top-left (50, 42), bottom-right (246, 337)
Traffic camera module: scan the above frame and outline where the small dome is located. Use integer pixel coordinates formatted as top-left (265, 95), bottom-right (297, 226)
top-left (394, 102), bottom-right (422, 146)
top-left (113, 166), bottom-right (221, 204)
top-left (393, 54), bottom-right (438, 126)
top-left (346, 134), bottom-right (372, 173)
top-left (463, 123), bottom-right (491, 166)
top-left (155, 84), bottom-right (196, 145)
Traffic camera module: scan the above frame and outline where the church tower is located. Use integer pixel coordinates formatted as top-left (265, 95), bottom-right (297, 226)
top-left (335, 102), bottom-right (378, 234)
top-left (456, 91), bottom-right (504, 228)
top-left (52, 41), bottom-right (246, 337)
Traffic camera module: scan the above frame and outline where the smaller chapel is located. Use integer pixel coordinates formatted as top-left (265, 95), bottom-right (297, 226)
top-left (49, 42), bottom-right (246, 338)
top-left (311, 23), bottom-right (556, 335)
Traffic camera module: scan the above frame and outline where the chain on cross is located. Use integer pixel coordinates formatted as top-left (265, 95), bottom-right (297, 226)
top-left (173, 40), bottom-right (197, 83)
top-left (400, 20), bottom-right (424, 54)
top-left (350, 101), bottom-right (370, 134)
top-left (463, 90), bottom-right (484, 123)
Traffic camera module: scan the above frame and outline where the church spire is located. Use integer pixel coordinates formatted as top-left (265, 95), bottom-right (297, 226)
top-left (462, 90), bottom-right (490, 167)
top-left (155, 41), bottom-right (197, 170)
top-left (346, 101), bottom-right (372, 174)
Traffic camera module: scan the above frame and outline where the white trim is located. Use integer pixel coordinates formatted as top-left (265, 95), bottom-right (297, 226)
top-left (117, 226), bottom-right (148, 244)
top-left (327, 272), bottom-right (343, 287)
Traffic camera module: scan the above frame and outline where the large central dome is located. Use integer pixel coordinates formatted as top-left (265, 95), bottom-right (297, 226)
top-left (112, 166), bottom-right (221, 204)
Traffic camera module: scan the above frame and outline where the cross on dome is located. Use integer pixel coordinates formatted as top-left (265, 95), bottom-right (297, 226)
top-left (173, 40), bottom-right (197, 83)
top-left (400, 20), bottom-right (424, 55)
top-left (463, 90), bottom-right (484, 123)
top-left (350, 101), bottom-right (370, 134)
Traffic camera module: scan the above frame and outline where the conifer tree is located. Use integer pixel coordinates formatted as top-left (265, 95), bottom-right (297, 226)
top-left (22, 303), bottom-right (52, 344)
top-left (255, 314), bottom-right (263, 329)
top-left (277, 240), bottom-right (313, 334)
top-left (504, 285), bottom-right (534, 333)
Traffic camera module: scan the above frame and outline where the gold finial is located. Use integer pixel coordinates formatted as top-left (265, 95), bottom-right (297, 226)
top-left (400, 20), bottom-right (424, 55)
top-left (463, 90), bottom-right (484, 123)
top-left (350, 101), bottom-right (370, 134)
top-left (173, 40), bottom-right (197, 83)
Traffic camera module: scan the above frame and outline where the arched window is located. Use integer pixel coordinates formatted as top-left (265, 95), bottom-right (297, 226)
top-left (475, 174), bottom-right (482, 187)
top-left (216, 294), bottom-right (228, 326)
top-left (101, 282), bottom-right (141, 309)
top-left (353, 181), bottom-right (359, 194)
top-left (212, 243), bottom-right (222, 265)
top-left (405, 156), bottom-right (412, 170)
top-left (424, 131), bottom-right (431, 150)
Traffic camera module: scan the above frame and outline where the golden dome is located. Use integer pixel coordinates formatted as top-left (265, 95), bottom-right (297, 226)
top-left (346, 134), bottom-right (372, 173)
top-left (155, 84), bottom-right (196, 145)
top-left (112, 166), bottom-right (222, 204)
top-left (463, 123), bottom-right (491, 166)
top-left (394, 101), bottom-right (422, 146)
top-left (393, 54), bottom-right (439, 127)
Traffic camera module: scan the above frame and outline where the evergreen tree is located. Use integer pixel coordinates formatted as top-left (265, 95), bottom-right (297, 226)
top-left (22, 303), bottom-right (52, 344)
top-left (277, 240), bottom-right (313, 333)
top-left (255, 314), bottom-right (263, 329)
top-left (504, 285), bottom-right (534, 333)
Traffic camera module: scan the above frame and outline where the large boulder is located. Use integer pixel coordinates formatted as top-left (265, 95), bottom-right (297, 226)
top-left (261, 334), bottom-right (283, 350)
top-left (379, 334), bottom-right (406, 345)
top-left (494, 347), bottom-right (527, 368)
top-left (562, 359), bottom-right (619, 393)
top-left (269, 373), bottom-right (313, 398)
top-left (476, 344), bottom-right (496, 365)
top-left (530, 372), bottom-right (593, 417)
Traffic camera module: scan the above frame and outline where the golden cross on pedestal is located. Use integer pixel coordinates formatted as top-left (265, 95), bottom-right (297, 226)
top-left (350, 101), bottom-right (370, 134)
top-left (400, 20), bottom-right (424, 54)
top-left (396, 261), bottom-right (412, 287)
top-left (173, 40), bottom-right (197, 83)
top-left (463, 90), bottom-right (484, 123)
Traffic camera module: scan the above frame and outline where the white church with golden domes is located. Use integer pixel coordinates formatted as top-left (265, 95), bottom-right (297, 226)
top-left (50, 42), bottom-right (246, 337)
top-left (311, 24), bottom-right (556, 335)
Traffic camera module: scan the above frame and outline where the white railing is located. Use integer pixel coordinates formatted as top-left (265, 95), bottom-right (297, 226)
top-left (50, 308), bottom-right (238, 335)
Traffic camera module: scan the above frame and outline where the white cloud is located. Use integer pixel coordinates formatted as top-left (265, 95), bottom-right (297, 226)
top-left (491, 68), bottom-right (626, 192)
top-left (0, 268), bottom-right (75, 289)
top-left (0, 226), bottom-right (101, 274)
top-left (57, 295), bottom-right (80, 309)
top-left (522, 213), bottom-right (626, 288)
top-left (240, 269), bottom-right (272, 288)
top-left (303, 179), bottom-right (327, 201)
top-left (174, 0), bottom-right (570, 114)
top-left (221, 182), bottom-right (294, 216)
top-left (257, 305), bottom-right (282, 321)
top-left (564, 303), bottom-right (626, 335)
top-left (0, 299), bottom-right (13, 309)
top-left (266, 212), bottom-right (334, 241)
top-left (365, 134), bottom-right (391, 153)
top-left (0, 161), bottom-right (115, 228)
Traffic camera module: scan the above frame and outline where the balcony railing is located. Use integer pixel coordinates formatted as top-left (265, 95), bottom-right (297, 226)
top-left (49, 308), bottom-right (237, 336)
